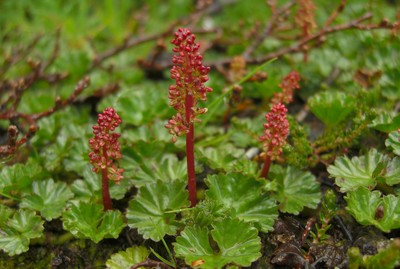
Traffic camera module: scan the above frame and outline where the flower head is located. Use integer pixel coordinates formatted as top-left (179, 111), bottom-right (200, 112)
top-left (271, 71), bottom-right (301, 105)
top-left (165, 28), bottom-right (212, 142)
top-left (260, 103), bottom-right (289, 160)
top-left (89, 107), bottom-right (123, 184)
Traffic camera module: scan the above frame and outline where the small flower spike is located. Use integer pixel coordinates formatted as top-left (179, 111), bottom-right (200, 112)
top-left (260, 103), bottom-right (289, 178)
top-left (89, 107), bottom-right (123, 184)
top-left (271, 71), bottom-right (301, 105)
top-left (89, 107), bottom-right (123, 210)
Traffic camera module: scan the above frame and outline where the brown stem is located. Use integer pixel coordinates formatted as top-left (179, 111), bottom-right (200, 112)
top-left (101, 146), bottom-right (112, 211)
top-left (186, 93), bottom-right (196, 207)
top-left (260, 155), bottom-right (272, 178)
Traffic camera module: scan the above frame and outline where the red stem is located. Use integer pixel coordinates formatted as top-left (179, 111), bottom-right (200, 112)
top-left (102, 146), bottom-right (112, 211)
top-left (260, 155), bottom-right (272, 179)
top-left (185, 93), bottom-right (196, 207)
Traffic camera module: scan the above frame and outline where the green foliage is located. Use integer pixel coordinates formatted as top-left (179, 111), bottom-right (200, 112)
top-left (126, 180), bottom-right (189, 241)
top-left (0, 158), bottom-right (44, 195)
top-left (308, 91), bottom-right (356, 127)
top-left (205, 173), bottom-right (278, 233)
top-left (385, 130), bottom-right (400, 155)
top-left (62, 203), bottom-right (125, 243)
top-left (345, 187), bottom-right (400, 233)
top-left (20, 179), bottom-right (74, 221)
top-left (327, 148), bottom-right (400, 192)
top-left (269, 165), bottom-right (321, 214)
top-left (71, 165), bottom-right (131, 202)
top-left (106, 246), bottom-right (150, 269)
top-left (0, 206), bottom-right (44, 256)
top-left (348, 239), bottom-right (400, 269)
top-left (174, 218), bottom-right (261, 269)
top-left (369, 112), bottom-right (400, 133)
top-left (122, 142), bottom-right (187, 186)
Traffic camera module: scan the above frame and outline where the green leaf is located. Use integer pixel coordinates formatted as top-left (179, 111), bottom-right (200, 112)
top-left (0, 158), bottom-right (44, 195)
top-left (385, 130), bottom-right (400, 156)
top-left (106, 246), bottom-right (150, 269)
top-left (327, 149), bottom-right (400, 192)
top-left (126, 179), bottom-right (189, 241)
top-left (174, 218), bottom-right (261, 269)
top-left (71, 165), bottom-right (131, 202)
top-left (308, 91), bottom-right (355, 127)
top-left (20, 179), bottom-right (74, 221)
top-left (0, 205), bottom-right (14, 227)
top-left (205, 173), bottom-right (278, 232)
top-left (62, 203), bottom-right (125, 243)
top-left (122, 142), bottom-right (187, 186)
top-left (197, 144), bottom-right (245, 171)
top-left (369, 112), bottom-right (400, 133)
top-left (345, 187), bottom-right (400, 232)
top-left (0, 209), bottom-right (44, 256)
top-left (270, 166), bottom-right (321, 214)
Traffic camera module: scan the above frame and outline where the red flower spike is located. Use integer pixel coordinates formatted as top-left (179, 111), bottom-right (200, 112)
top-left (166, 28), bottom-right (212, 207)
top-left (271, 71), bottom-right (301, 105)
top-left (260, 103), bottom-right (289, 178)
top-left (89, 107), bottom-right (123, 211)
top-left (166, 28), bottom-right (212, 142)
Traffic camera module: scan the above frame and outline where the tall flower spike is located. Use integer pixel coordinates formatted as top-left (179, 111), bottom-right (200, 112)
top-left (165, 28), bottom-right (213, 142)
top-left (260, 103), bottom-right (289, 178)
top-left (271, 71), bottom-right (301, 105)
top-left (165, 28), bottom-right (212, 207)
top-left (89, 107), bottom-right (123, 210)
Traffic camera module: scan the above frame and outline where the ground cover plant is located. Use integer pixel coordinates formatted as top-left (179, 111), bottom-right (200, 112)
top-left (0, 0), bottom-right (400, 268)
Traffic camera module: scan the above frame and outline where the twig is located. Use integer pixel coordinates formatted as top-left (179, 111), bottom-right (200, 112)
top-left (209, 12), bottom-right (397, 67)
top-left (243, 0), bottom-right (296, 58)
top-left (323, 0), bottom-right (347, 27)
top-left (130, 259), bottom-right (172, 269)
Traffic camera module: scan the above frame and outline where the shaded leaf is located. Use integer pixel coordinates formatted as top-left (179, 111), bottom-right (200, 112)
top-left (369, 112), bottom-right (400, 133)
top-left (20, 179), bottom-right (74, 221)
top-left (174, 218), bottom-right (261, 269)
top-left (270, 165), bottom-right (321, 214)
top-left (345, 187), bottom-right (400, 232)
top-left (327, 149), bottom-right (400, 192)
top-left (0, 209), bottom-right (44, 256)
top-left (62, 203), bottom-right (125, 243)
top-left (126, 180), bottom-right (189, 241)
top-left (308, 91), bottom-right (355, 127)
top-left (205, 173), bottom-right (278, 232)
top-left (106, 246), bottom-right (150, 269)
top-left (385, 130), bottom-right (400, 156)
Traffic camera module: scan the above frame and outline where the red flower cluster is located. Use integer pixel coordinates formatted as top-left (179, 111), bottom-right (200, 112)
top-left (165, 28), bottom-right (212, 142)
top-left (260, 103), bottom-right (289, 160)
top-left (271, 71), bottom-right (301, 105)
top-left (89, 107), bottom-right (123, 184)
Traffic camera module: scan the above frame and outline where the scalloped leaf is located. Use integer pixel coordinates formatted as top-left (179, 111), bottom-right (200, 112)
top-left (0, 208), bottom-right (44, 256)
top-left (62, 203), bottom-right (125, 243)
top-left (369, 112), bottom-right (400, 133)
top-left (308, 91), bottom-right (355, 127)
top-left (20, 179), bottom-right (74, 221)
top-left (385, 130), bottom-right (400, 156)
top-left (106, 246), bottom-right (150, 269)
top-left (270, 165), bottom-right (321, 214)
top-left (327, 149), bottom-right (400, 192)
top-left (345, 187), bottom-right (400, 232)
top-left (0, 158), bottom-right (44, 195)
top-left (205, 173), bottom-right (278, 233)
top-left (122, 142), bottom-right (187, 186)
top-left (197, 144), bottom-right (245, 171)
top-left (174, 218), bottom-right (261, 269)
top-left (126, 180), bottom-right (189, 241)
top-left (71, 165), bottom-right (131, 202)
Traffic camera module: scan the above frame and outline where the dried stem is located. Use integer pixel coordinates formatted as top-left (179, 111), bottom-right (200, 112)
top-left (130, 259), bottom-right (172, 269)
